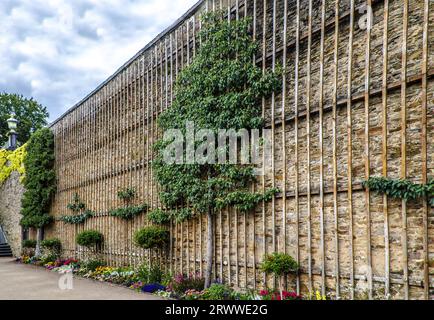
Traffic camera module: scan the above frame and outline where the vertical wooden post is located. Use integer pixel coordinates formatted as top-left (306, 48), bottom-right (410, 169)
top-left (252, 0), bottom-right (257, 290)
top-left (364, 0), bottom-right (373, 300)
top-left (347, 0), bottom-right (355, 300)
top-left (306, 0), bottom-right (313, 293)
top-left (332, 0), bottom-right (340, 299)
top-left (400, 0), bottom-right (409, 300)
top-left (261, 0), bottom-right (267, 289)
top-left (294, 0), bottom-right (300, 295)
top-left (318, 0), bottom-right (326, 297)
top-left (421, 0), bottom-right (429, 301)
top-left (381, 0), bottom-right (390, 299)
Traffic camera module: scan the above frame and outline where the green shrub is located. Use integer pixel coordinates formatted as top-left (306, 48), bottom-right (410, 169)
top-left (40, 254), bottom-right (58, 264)
top-left (261, 252), bottom-right (298, 276)
top-left (134, 226), bottom-right (169, 249)
top-left (202, 283), bottom-right (234, 300)
top-left (76, 230), bottom-right (103, 247)
top-left (22, 239), bottom-right (37, 248)
top-left (83, 259), bottom-right (106, 271)
top-left (41, 238), bottom-right (61, 252)
top-left (147, 209), bottom-right (171, 224)
top-left (136, 262), bottom-right (169, 284)
top-left (261, 252), bottom-right (298, 301)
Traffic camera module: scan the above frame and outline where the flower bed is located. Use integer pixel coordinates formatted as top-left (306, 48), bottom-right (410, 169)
top-left (15, 255), bottom-right (313, 300)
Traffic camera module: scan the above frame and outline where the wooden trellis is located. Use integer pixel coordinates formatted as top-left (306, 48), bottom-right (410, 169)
top-left (46, 0), bottom-right (433, 299)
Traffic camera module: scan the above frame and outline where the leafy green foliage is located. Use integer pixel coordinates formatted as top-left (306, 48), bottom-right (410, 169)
top-left (202, 283), bottom-right (235, 300)
top-left (60, 193), bottom-right (95, 224)
top-left (22, 239), bottom-right (37, 248)
top-left (20, 128), bottom-right (56, 228)
top-left (76, 230), bottom-right (103, 248)
top-left (0, 93), bottom-right (48, 146)
top-left (261, 252), bottom-right (299, 277)
top-left (82, 259), bottom-right (106, 272)
top-left (147, 209), bottom-right (172, 224)
top-left (147, 208), bottom-right (193, 224)
top-left (134, 226), bottom-right (169, 249)
top-left (363, 177), bottom-right (434, 206)
top-left (153, 12), bottom-right (281, 218)
top-left (136, 262), bottom-right (170, 285)
top-left (40, 238), bottom-right (61, 252)
top-left (66, 193), bottom-right (86, 212)
top-left (60, 210), bottom-right (94, 224)
top-left (109, 204), bottom-right (147, 220)
top-left (109, 187), bottom-right (147, 220)
top-left (117, 188), bottom-right (136, 201)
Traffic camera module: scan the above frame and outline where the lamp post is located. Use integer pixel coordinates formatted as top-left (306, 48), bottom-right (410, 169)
top-left (7, 114), bottom-right (18, 151)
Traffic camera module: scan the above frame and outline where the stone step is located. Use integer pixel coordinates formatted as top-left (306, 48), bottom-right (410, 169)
top-left (0, 243), bottom-right (13, 256)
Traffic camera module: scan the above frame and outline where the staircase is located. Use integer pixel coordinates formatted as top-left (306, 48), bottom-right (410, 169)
top-left (0, 226), bottom-right (13, 257)
top-left (0, 243), bottom-right (12, 257)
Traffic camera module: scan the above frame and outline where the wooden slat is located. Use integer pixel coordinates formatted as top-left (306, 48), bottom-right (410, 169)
top-left (421, 0), bottom-right (429, 301)
top-left (347, 0), bottom-right (355, 300)
top-left (364, 0), bottom-right (373, 300)
top-left (318, 0), bottom-right (326, 297)
top-left (306, 0), bottom-right (313, 293)
top-left (400, 0), bottom-right (409, 300)
top-left (252, 0), bottom-right (257, 290)
top-left (261, 0), bottom-right (267, 289)
top-left (381, 0), bottom-right (390, 299)
top-left (332, 0), bottom-right (340, 299)
top-left (294, 0), bottom-right (301, 295)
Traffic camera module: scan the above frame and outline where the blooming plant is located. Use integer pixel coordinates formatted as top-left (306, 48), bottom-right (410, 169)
top-left (183, 289), bottom-right (204, 300)
top-left (306, 290), bottom-right (327, 301)
top-left (168, 273), bottom-right (205, 296)
top-left (259, 289), bottom-right (302, 301)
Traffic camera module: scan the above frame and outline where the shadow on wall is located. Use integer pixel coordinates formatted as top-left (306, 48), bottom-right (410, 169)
top-left (0, 171), bottom-right (25, 256)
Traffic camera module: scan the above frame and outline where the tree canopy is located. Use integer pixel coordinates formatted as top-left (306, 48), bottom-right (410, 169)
top-left (0, 93), bottom-right (49, 146)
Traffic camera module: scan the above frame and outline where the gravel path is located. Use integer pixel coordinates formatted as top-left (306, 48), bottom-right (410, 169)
top-left (0, 257), bottom-right (163, 300)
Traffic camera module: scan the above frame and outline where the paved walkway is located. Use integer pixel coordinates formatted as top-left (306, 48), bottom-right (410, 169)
top-left (0, 257), bottom-right (163, 300)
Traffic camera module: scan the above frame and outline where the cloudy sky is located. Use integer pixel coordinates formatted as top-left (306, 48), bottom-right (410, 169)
top-left (0, 0), bottom-right (198, 122)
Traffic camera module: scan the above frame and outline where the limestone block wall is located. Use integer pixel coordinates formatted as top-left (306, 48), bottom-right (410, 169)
top-left (45, 0), bottom-right (434, 299)
top-left (0, 171), bottom-right (24, 256)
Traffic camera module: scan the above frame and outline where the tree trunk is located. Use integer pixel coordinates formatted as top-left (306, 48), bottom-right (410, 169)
top-left (204, 209), bottom-right (214, 289)
top-left (34, 227), bottom-right (43, 257)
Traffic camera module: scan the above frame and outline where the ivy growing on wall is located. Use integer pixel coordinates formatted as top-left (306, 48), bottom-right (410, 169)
top-left (20, 128), bottom-right (56, 228)
top-left (0, 144), bottom-right (27, 185)
top-left (152, 12), bottom-right (281, 288)
top-left (363, 177), bottom-right (434, 206)
top-left (59, 193), bottom-right (95, 224)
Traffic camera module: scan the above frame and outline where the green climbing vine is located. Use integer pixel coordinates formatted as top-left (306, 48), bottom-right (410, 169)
top-left (20, 128), bottom-right (56, 228)
top-left (152, 11), bottom-right (281, 287)
top-left (59, 193), bottom-right (95, 224)
top-left (363, 177), bottom-right (434, 206)
top-left (109, 187), bottom-right (148, 220)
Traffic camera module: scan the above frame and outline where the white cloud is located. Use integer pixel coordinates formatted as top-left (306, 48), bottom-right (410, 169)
top-left (0, 0), bottom-right (198, 121)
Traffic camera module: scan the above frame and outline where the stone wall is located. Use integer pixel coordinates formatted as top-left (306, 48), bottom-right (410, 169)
top-left (45, 0), bottom-right (434, 299)
top-left (0, 171), bottom-right (24, 256)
